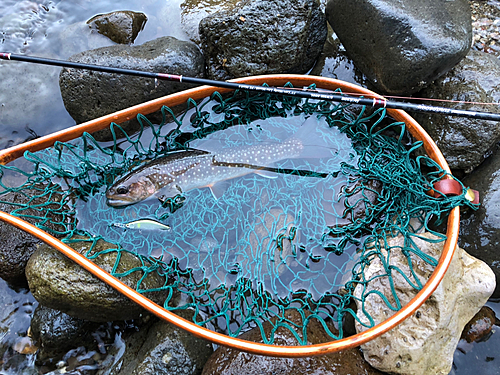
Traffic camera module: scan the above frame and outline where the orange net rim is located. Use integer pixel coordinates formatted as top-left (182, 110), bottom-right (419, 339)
top-left (0, 75), bottom-right (459, 357)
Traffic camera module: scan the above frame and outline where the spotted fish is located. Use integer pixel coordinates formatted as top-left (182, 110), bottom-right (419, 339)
top-left (106, 116), bottom-right (333, 207)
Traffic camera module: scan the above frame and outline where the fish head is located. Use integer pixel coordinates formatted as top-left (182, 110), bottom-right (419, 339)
top-left (106, 174), bottom-right (157, 207)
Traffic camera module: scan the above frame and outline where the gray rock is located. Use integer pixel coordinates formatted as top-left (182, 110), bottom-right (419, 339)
top-left (202, 310), bottom-right (384, 375)
top-left (199, 0), bottom-right (327, 80)
top-left (30, 305), bottom-right (100, 362)
top-left (355, 232), bottom-right (495, 375)
top-left (25, 238), bottom-right (168, 322)
top-left (460, 143), bottom-right (500, 298)
top-left (326, 0), bottom-right (472, 94)
top-left (59, 36), bottom-right (204, 141)
top-left (98, 311), bottom-right (213, 375)
top-left (413, 50), bottom-right (500, 173)
top-left (87, 11), bottom-right (148, 45)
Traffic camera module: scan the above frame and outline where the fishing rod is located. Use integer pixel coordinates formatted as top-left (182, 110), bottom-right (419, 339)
top-left (2, 52), bottom-right (500, 122)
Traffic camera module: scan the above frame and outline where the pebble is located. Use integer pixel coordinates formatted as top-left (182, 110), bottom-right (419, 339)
top-left (471, 0), bottom-right (500, 56)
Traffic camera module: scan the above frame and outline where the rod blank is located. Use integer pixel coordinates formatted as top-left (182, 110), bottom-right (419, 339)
top-left (2, 52), bottom-right (500, 122)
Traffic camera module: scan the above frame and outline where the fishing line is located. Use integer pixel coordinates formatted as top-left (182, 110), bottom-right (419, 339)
top-left (2, 52), bottom-right (500, 121)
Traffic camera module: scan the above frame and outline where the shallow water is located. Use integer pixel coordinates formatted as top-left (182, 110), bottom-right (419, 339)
top-left (0, 0), bottom-right (499, 373)
top-left (0, 0), bottom-right (187, 149)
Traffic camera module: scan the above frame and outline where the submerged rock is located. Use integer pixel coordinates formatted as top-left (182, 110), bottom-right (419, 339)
top-left (98, 311), bottom-right (213, 375)
top-left (59, 36), bottom-right (204, 141)
top-left (25, 238), bottom-right (169, 322)
top-left (354, 232), bottom-right (495, 375)
top-left (326, 0), bottom-right (472, 94)
top-left (87, 11), bottom-right (148, 45)
top-left (413, 50), bottom-right (500, 173)
top-left (199, 0), bottom-right (327, 80)
top-left (202, 310), bottom-right (384, 375)
top-left (460, 143), bottom-right (500, 298)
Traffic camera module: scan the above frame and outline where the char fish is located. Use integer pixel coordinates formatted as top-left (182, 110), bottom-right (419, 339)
top-left (106, 116), bottom-right (334, 207)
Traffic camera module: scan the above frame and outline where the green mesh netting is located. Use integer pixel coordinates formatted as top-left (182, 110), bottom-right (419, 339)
top-left (0, 84), bottom-right (477, 344)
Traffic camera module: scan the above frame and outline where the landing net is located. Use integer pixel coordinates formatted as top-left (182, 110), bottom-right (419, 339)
top-left (0, 84), bottom-right (476, 344)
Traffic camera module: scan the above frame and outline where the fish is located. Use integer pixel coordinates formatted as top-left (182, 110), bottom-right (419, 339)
top-left (106, 116), bottom-right (334, 207)
top-left (111, 219), bottom-right (171, 231)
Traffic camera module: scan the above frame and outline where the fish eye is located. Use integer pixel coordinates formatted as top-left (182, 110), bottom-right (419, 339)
top-left (116, 186), bottom-right (129, 195)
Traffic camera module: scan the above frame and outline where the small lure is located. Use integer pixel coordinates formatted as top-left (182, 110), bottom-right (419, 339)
top-left (111, 219), bottom-right (171, 231)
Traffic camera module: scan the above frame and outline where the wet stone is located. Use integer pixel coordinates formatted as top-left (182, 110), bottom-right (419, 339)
top-left (413, 50), bottom-right (500, 173)
top-left (326, 0), bottom-right (472, 94)
top-left (25, 238), bottom-right (169, 322)
top-left (59, 36), bottom-right (204, 141)
top-left (461, 306), bottom-right (497, 343)
top-left (87, 11), bottom-right (148, 45)
top-left (199, 0), bottom-right (327, 80)
top-left (30, 305), bottom-right (101, 364)
top-left (202, 309), bottom-right (384, 375)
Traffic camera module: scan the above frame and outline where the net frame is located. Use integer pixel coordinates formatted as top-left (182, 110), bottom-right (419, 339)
top-left (0, 75), bottom-right (459, 357)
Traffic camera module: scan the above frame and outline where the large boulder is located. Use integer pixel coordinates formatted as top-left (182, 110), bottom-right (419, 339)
top-left (413, 50), bottom-right (500, 173)
top-left (460, 143), bottom-right (500, 298)
top-left (59, 36), bottom-right (204, 140)
top-left (325, 0), bottom-right (472, 94)
top-left (355, 232), bottom-right (495, 375)
top-left (199, 0), bottom-right (327, 80)
top-left (25, 238), bottom-right (169, 322)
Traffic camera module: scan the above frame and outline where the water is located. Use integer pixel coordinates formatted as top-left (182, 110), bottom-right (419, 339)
top-left (0, 0), bottom-right (499, 373)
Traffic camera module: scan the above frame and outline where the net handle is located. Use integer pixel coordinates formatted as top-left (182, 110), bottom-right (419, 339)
top-left (0, 75), bottom-right (460, 356)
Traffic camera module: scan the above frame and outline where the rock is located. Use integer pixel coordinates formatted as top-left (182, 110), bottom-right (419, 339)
top-left (0, 189), bottom-right (66, 285)
top-left (325, 0), bottom-right (472, 94)
top-left (461, 306), bottom-right (496, 343)
top-left (412, 50), bottom-right (500, 173)
top-left (354, 232), bottom-right (495, 375)
top-left (25, 238), bottom-right (169, 322)
top-left (98, 311), bottom-right (213, 375)
top-left (30, 305), bottom-right (101, 363)
top-left (199, 0), bottom-right (327, 80)
top-left (202, 310), bottom-right (384, 375)
top-left (180, 0), bottom-right (243, 43)
top-left (460, 143), bottom-right (500, 298)
top-left (87, 11), bottom-right (148, 45)
top-left (59, 36), bottom-right (204, 141)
